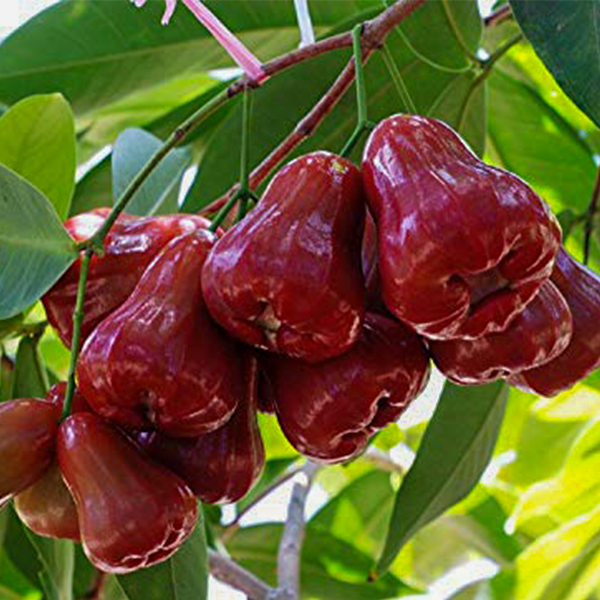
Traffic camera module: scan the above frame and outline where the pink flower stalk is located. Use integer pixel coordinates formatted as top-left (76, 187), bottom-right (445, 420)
top-left (131, 0), bottom-right (268, 84)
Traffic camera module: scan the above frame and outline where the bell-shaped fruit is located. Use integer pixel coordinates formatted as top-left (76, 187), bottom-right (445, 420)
top-left (264, 313), bottom-right (430, 463)
top-left (362, 115), bottom-right (561, 340)
top-left (430, 281), bottom-right (573, 385)
top-left (509, 249), bottom-right (600, 396)
top-left (137, 356), bottom-right (265, 504)
top-left (78, 229), bottom-right (243, 436)
top-left (15, 463), bottom-right (79, 541)
top-left (58, 412), bottom-right (197, 574)
top-left (202, 151), bottom-right (366, 363)
top-left (43, 209), bottom-right (210, 347)
top-left (0, 399), bottom-right (61, 508)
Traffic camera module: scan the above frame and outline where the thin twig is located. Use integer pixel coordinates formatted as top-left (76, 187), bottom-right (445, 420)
top-left (209, 550), bottom-right (274, 600)
top-left (202, 0), bottom-right (427, 215)
top-left (222, 464), bottom-right (305, 543)
top-left (584, 164), bottom-right (600, 264)
top-left (484, 4), bottom-right (512, 27)
top-left (362, 449), bottom-right (406, 475)
top-left (276, 462), bottom-right (321, 600)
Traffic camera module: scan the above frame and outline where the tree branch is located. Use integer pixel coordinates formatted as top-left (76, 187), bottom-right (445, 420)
top-left (222, 464), bottom-right (305, 543)
top-left (275, 462), bottom-right (321, 600)
top-left (201, 0), bottom-right (427, 215)
top-left (583, 164), bottom-right (600, 264)
top-left (484, 5), bottom-right (512, 27)
top-left (362, 448), bottom-right (406, 475)
top-left (209, 550), bottom-right (274, 600)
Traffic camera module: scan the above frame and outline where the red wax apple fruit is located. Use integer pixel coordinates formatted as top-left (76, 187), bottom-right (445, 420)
top-left (202, 152), bottom-right (366, 363)
top-left (430, 281), bottom-right (573, 385)
top-left (43, 209), bottom-right (210, 347)
top-left (509, 249), bottom-right (600, 396)
top-left (78, 230), bottom-right (244, 437)
top-left (58, 413), bottom-right (197, 574)
top-left (14, 382), bottom-right (88, 540)
top-left (46, 381), bottom-right (91, 413)
top-left (137, 356), bottom-right (265, 504)
top-left (263, 313), bottom-right (430, 463)
top-left (15, 463), bottom-right (80, 541)
top-left (0, 399), bottom-right (61, 508)
top-left (362, 115), bottom-right (561, 340)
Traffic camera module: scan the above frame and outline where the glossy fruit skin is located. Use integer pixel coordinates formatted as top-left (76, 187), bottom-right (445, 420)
top-left (137, 356), bottom-right (265, 504)
top-left (43, 209), bottom-right (210, 347)
top-left (15, 463), bottom-right (80, 541)
top-left (78, 229), bottom-right (243, 437)
top-left (430, 281), bottom-right (573, 385)
top-left (202, 152), bottom-right (366, 363)
top-left (264, 313), bottom-right (430, 463)
top-left (58, 413), bottom-right (197, 574)
top-left (0, 399), bottom-right (61, 508)
top-left (46, 381), bottom-right (91, 414)
top-left (361, 210), bottom-right (388, 314)
top-left (362, 115), bottom-right (561, 340)
top-left (13, 382), bottom-right (87, 540)
top-left (509, 249), bottom-right (600, 396)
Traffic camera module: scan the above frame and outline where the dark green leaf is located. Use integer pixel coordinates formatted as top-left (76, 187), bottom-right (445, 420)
top-left (23, 530), bottom-right (74, 600)
top-left (0, 164), bottom-right (77, 319)
top-left (311, 470), bottom-right (395, 557)
top-left (0, 94), bottom-right (76, 218)
top-left (487, 69), bottom-right (597, 214)
top-left (228, 524), bottom-right (415, 599)
top-left (398, 0), bottom-right (482, 70)
top-left (118, 515), bottom-right (208, 600)
top-left (184, 0), bottom-right (484, 210)
top-left (376, 381), bottom-right (508, 575)
top-left (10, 336), bottom-right (48, 399)
top-left (0, 0), bottom-right (382, 116)
top-left (3, 507), bottom-right (44, 592)
top-left (508, 0), bottom-right (600, 127)
top-left (112, 128), bottom-right (191, 216)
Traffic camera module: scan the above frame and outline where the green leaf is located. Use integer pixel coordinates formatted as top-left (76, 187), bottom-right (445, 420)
top-left (183, 0), bottom-right (484, 210)
top-left (0, 0), bottom-right (382, 116)
top-left (376, 381), bottom-right (508, 575)
top-left (515, 504), bottom-right (600, 600)
top-left (0, 163), bottom-right (77, 319)
top-left (118, 515), bottom-right (208, 600)
top-left (112, 128), bottom-right (192, 216)
top-left (10, 336), bottom-right (48, 399)
top-left (23, 532), bottom-right (74, 600)
top-left (487, 69), bottom-right (597, 214)
top-left (397, 0), bottom-right (482, 70)
top-left (228, 524), bottom-right (415, 599)
top-left (508, 0), bottom-right (600, 128)
top-left (0, 95), bottom-right (76, 218)
top-left (311, 470), bottom-right (395, 557)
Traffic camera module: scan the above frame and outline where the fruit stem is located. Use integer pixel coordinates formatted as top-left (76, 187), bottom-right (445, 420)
top-left (210, 87), bottom-right (256, 230)
top-left (381, 43), bottom-right (416, 114)
top-left (340, 25), bottom-right (373, 158)
top-left (62, 248), bottom-right (93, 419)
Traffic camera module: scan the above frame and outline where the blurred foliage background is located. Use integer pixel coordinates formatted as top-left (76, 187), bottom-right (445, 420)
top-left (1, 1), bottom-right (600, 599)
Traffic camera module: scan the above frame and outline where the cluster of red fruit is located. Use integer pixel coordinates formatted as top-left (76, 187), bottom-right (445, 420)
top-left (2, 114), bottom-right (600, 575)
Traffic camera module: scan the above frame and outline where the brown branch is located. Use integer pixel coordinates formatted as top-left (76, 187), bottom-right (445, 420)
top-left (200, 0), bottom-right (427, 216)
top-left (209, 550), bottom-right (274, 600)
top-left (275, 462), bottom-right (321, 600)
top-left (583, 164), bottom-right (600, 264)
top-left (484, 4), bottom-right (512, 27)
